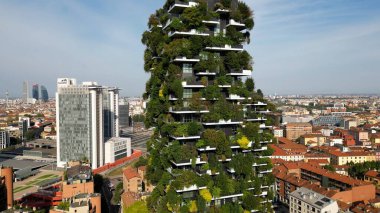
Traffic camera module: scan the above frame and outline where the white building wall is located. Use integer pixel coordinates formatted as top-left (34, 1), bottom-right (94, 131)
top-left (104, 137), bottom-right (131, 164)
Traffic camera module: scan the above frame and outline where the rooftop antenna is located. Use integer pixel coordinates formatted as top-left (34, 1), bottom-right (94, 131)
top-left (5, 90), bottom-right (9, 108)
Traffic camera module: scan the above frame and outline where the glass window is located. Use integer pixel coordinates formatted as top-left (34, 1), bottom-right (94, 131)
top-left (183, 89), bottom-right (192, 98)
top-left (183, 63), bottom-right (192, 73)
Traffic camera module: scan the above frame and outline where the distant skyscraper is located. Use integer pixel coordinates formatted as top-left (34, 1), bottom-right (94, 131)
top-left (22, 81), bottom-right (29, 102)
top-left (56, 78), bottom-right (120, 169)
top-left (40, 85), bottom-right (49, 102)
top-left (32, 84), bottom-right (39, 100)
top-left (119, 102), bottom-right (129, 128)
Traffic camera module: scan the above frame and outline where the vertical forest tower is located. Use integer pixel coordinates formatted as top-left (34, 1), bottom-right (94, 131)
top-left (142, 0), bottom-right (275, 212)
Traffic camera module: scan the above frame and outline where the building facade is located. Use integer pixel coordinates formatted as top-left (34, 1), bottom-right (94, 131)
top-left (289, 187), bottom-right (339, 213)
top-left (104, 137), bottom-right (131, 164)
top-left (119, 102), bottom-right (129, 128)
top-left (32, 84), bottom-right (39, 100)
top-left (0, 130), bottom-right (10, 150)
top-left (40, 85), bottom-right (49, 102)
top-left (56, 78), bottom-right (120, 169)
top-left (18, 117), bottom-right (30, 142)
top-left (285, 123), bottom-right (312, 141)
top-left (22, 81), bottom-right (29, 103)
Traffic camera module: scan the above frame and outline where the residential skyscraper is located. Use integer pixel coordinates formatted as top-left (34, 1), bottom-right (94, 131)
top-left (142, 0), bottom-right (275, 211)
top-left (40, 85), bottom-right (49, 102)
top-left (32, 84), bottom-right (39, 100)
top-left (56, 78), bottom-right (120, 169)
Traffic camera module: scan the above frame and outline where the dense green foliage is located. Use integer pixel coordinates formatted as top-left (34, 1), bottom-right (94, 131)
top-left (142, 0), bottom-right (274, 212)
top-left (348, 161), bottom-right (380, 179)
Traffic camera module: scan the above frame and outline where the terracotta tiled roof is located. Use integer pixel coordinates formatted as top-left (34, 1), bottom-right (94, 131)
top-left (138, 166), bottom-right (146, 171)
top-left (286, 122), bottom-right (312, 127)
top-left (365, 170), bottom-right (379, 178)
top-left (123, 167), bottom-right (140, 180)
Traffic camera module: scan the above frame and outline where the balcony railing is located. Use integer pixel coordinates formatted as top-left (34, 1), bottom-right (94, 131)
top-left (169, 29), bottom-right (210, 38)
top-left (169, 106), bottom-right (209, 114)
top-left (205, 44), bottom-right (244, 51)
top-left (227, 19), bottom-right (246, 30)
top-left (202, 18), bottom-right (219, 25)
top-left (182, 79), bottom-right (205, 88)
top-left (227, 69), bottom-right (252, 76)
top-left (172, 56), bottom-right (200, 63)
top-left (168, 0), bottom-right (198, 13)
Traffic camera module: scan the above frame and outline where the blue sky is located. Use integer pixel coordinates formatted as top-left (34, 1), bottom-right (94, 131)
top-left (0, 0), bottom-right (380, 97)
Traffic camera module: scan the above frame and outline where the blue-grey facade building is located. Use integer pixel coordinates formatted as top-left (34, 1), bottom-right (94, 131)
top-left (56, 78), bottom-right (119, 169)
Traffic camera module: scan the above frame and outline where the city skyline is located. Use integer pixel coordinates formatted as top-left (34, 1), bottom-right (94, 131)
top-left (0, 0), bottom-right (380, 97)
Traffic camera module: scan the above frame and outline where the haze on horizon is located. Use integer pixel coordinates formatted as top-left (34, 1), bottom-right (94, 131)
top-left (0, 0), bottom-right (379, 98)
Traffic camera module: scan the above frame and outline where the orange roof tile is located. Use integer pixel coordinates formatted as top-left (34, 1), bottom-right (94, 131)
top-left (123, 167), bottom-right (140, 180)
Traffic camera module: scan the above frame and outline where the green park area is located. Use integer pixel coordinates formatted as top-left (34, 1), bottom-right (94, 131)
top-left (124, 201), bottom-right (149, 213)
top-left (14, 173), bottom-right (60, 193)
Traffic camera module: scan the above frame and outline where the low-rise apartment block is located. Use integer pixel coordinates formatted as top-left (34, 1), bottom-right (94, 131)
top-left (289, 187), bottom-right (339, 213)
top-left (285, 122), bottom-right (312, 141)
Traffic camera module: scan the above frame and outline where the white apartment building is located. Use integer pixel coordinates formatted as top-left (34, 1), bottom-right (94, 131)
top-left (104, 137), bottom-right (131, 164)
top-left (56, 78), bottom-right (120, 169)
top-left (289, 187), bottom-right (339, 213)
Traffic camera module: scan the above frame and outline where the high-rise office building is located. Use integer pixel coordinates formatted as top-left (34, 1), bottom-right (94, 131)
top-left (56, 78), bottom-right (120, 169)
top-left (32, 84), bottom-right (39, 100)
top-left (142, 0), bottom-right (274, 211)
top-left (40, 85), bottom-right (49, 102)
top-left (22, 81), bottom-right (29, 103)
top-left (18, 117), bottom-right (30, 142)
top-left (0, 130), bottom-right (10, 150)
top-left (119, 102), bottom-right (129, 128)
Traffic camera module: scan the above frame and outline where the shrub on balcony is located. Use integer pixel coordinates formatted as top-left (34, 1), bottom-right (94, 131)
top-left (188, 200), bottom-right (198, 213)
top-left (229, 153), bottom-right (254, 178)
top-left (220, 0), bottom-right (232, 8)
top-left (230, 84), bottom-right (250, 98)
top-left (245, 78), bottom-right (255, 91)
top-left (169, 17), bottom-right (186, 31)
top-left (237, 136), bottom-right (250, 149)
top-left (148, 14), bottom-right (160, 28)
top-left (164, 38), bottom-right (192, 59)
top-left (214, 172), bottom-right (236, 196)
top-left (242, 191), bottom-right (261, 211)
top-left (202, 84), bottom-right (221, 100)
top-left (199, 188), bottom-right (212, 202)
top-left (215, 75), bottom-right (232, 85)
top-left (226, 27), bottom-right (245, 45)
top-left (262, 146), bottom-right (274, 156)
top-left (172, 170), bottom-right (198, 189)
top-left (196, 139), bottom-right (207, 148)
top-left (194, 52), bottom-right (223, 73)
top-left (168, 79), bottom-right (183, 99)
top-left (203, 129), bottom-right (226, 147)
top-left (225, 51), bottom-right (252, 71)
top-left (173, 124), bottom-right (188, 136)
top-left (169, 142), bottom-right (197, 162)
top-left (181, 2), bottom-right (208, 30)
top-left (207, 33), bottom-right (233, 47)
top-left (242, 122), bottom-right (260, 142)
top-left (187, 121), bottom-right (202, 136)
